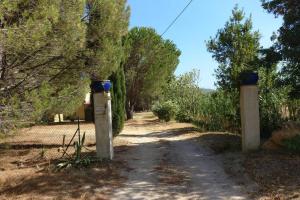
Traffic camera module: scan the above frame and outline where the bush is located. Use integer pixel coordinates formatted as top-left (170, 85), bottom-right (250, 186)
top-left (161, 70), bottom-right (240, 132)
top-left (162, 70), bottom-right (204, 123)
top-left (193, 90), bottom-right (240, 133)
top-left (175, 111), bottom-right (193, 123)
top-left (259, 89), bottom-right (288, 138)
top-left (152, 101), bottom-right (178, 122)
top-left (283, 135), bottom-right (300, 152)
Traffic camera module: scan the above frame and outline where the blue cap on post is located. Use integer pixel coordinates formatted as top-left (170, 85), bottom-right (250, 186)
top-left (240, 72), bottom-right (259, 86)
top-left (91, 80), bottom-right (111, 93)
top-left (103, 81), bottom-right (111, 92)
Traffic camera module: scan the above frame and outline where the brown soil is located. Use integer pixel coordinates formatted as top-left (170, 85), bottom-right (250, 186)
top-left (1, 123), bottom-right (96, 147)
top-left (245, 151), bottom-right (300, 200)
top-left (1, 112), bottom-right (299, 200)
top-left (0, 137), bottom-right (130, 200)
top-left (197, 133), bottom-right (300, 200)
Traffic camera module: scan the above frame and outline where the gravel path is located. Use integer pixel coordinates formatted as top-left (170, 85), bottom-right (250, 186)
top-left (112, 113), bottom-right (251, 200)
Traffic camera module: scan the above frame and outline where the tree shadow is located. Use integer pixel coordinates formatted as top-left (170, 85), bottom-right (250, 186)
top-left (0, 145), bottom-right (130, 199)
top-left (126, 119), bottom-right (162, 128)
top-left (119, 127), bottom-right (200, 138)
top-left (197, 133), bottom-right (242, 153)
top-left (1, 128), bottom-right (298, 199)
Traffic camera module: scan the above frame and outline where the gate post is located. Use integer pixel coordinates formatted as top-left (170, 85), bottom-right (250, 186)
top-left (240, 72), bottom-right (260, 152)
top-left (91, 80), bottom-right (113, 160)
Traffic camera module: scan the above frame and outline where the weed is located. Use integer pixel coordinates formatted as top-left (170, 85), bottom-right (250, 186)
top-left (56, 132), bottom-right (92, 170)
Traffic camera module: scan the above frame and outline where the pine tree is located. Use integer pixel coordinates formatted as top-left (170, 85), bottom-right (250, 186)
top-left (85, 0), bottom-right (130, 80)
top-left (206, 6), bottom-right (261, 133)
top-left (0, 0), bottom-right (88, 128)
top-left (124, 27), bottom-right (181, 119)
top-left (262, 0), bottom-right (300, 99)
top-left (0, 0), bottom-right (130, 132)
top-left (207, 6), bottom-right (260, 92)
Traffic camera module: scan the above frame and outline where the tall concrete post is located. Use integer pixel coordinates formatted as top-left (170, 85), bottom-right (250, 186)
top-left (93, 85), bottom-right (113, 160)
top-left (240, 85), bottom-right (260, 152)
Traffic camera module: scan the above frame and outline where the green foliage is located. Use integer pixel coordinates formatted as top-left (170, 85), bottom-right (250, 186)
top-left (161, 69), bottom-right (239, 132)
top-left (0, 0), bottom-right (88, 131)
top-left (56, 132), bottom-right (92, 170)
top-left (152, 101), bottom-right (178, 122)
top-left (259, 88), bottom-right (289, 137)
top-left (262, 0), bottom-right (300, 99)
top-left (193, 90), bottom-right (240, 132)
top-left (124, 27), bottom-right (181, 119)
top-left (207, 6), bottom-right (260, 91)
top-left (163, 70), bottom-right (203, 123)
top-left (0, 0), bottom-right (130, 133)
top-left (85, 0), bottom-right (130, 79)
top-left (175, 112), bottom-right (193, 123)
top-left (74, 132), bottom-right (86, 161)
top-left (286, 99), bottom-right (300, 121)
top-left (283, 135), bottom-right (300, 152)
top-left (257, 61), bottom-right (290, 136)
top-left (109, 66), bottom-right (126, 136)
top-left (205, 6), bottom-right (261, 133)
top-left (0, 0), bottom-right (87, 95)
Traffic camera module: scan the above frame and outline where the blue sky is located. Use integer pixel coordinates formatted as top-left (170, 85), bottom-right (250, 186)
top-left (127, 0), bottom-right (282, 89)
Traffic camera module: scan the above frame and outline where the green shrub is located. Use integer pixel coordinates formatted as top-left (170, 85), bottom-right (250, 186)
top-left (152, 101), bottom-right (178, 122)
top-left (257, 67), bottom-right (293, 138)
top-left (283, 135), bottom-right (300, 152)
top-left (161, 70), bottom-right (240, 132)
top-left (175, 111), bottom-right (193, 123)
top-left (162, 70), bottom-right (205, 123)
top-left (193, 90), bottom-right (240, 133)
top-left (259, 81), bottom-right (290, 138)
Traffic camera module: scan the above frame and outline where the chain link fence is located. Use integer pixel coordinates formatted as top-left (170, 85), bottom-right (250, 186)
top-left (0, 120), bottom-right (96, 161)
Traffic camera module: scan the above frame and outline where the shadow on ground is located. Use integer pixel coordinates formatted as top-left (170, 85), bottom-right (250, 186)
top-left (0, 146), bottom-right (129, 200)
top-left (1, 124), bottom-right (299, 200)
top-left (118, 127), bottom-right (200, 138)
top-left (126, 119), bottom-right (162, 128)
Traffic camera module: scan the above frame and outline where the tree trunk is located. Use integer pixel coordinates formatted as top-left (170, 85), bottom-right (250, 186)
top-left (126, 101), bottom-right (134, 120)
top-left (0, 47), bottom-right (6, 80)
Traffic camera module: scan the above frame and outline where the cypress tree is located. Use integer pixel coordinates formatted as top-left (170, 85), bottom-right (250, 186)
top-left (109, 65), bottom-right (126, 136)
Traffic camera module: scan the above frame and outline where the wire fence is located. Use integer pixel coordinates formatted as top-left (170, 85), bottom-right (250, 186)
top-left (0, 120), bottom-right (96, 161)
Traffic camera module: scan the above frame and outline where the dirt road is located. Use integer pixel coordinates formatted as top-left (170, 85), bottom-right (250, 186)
top-left (112, 113), bottom-right (252, 200)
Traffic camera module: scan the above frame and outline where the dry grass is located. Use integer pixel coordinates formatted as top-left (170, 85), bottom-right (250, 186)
top-left (245, 151), bottom-right (300, 200)
top-left (193, 131), bottom-right (300, 199)
top-left (2, 112), bottom-right (299, 199)
top-left (0, 146), bottom-right (129, 200)
top-left (0, 122), bottom-right (132, 200)
top-left (1, 123), bottom-right (96, 146)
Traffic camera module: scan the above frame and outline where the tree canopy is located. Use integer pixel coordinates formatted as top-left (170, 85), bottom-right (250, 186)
top-left (123, 27), bottom-right (181, 119)
top-left (0, 0), bottom-right (130, 132)
top-left (85, 0), bottom-right (130, 80)
top-left (0, 0), bottom-right (86, 97)
top-left (262, 0), bottom-right (300, 98)
top-left (206, 6), bottom-right (260, 91)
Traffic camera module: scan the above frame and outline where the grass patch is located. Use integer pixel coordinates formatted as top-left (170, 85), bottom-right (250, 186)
top-left (283, 135), bottom-right (300, 152)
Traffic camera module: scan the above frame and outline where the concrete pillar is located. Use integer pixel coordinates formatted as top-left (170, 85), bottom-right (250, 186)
top-left (93, 92), bottom-right (113, 160)
top-left (240, 85), bottom-right (260, 152)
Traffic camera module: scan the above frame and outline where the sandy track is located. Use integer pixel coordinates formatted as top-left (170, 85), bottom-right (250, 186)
top-left (111, 113), bottom-right (251, 200)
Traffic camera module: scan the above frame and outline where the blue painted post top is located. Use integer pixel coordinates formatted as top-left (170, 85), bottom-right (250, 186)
top-left (240, 72), bottom-right (259, 86)
top-left (91, 80), bottom-right (111, 93)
